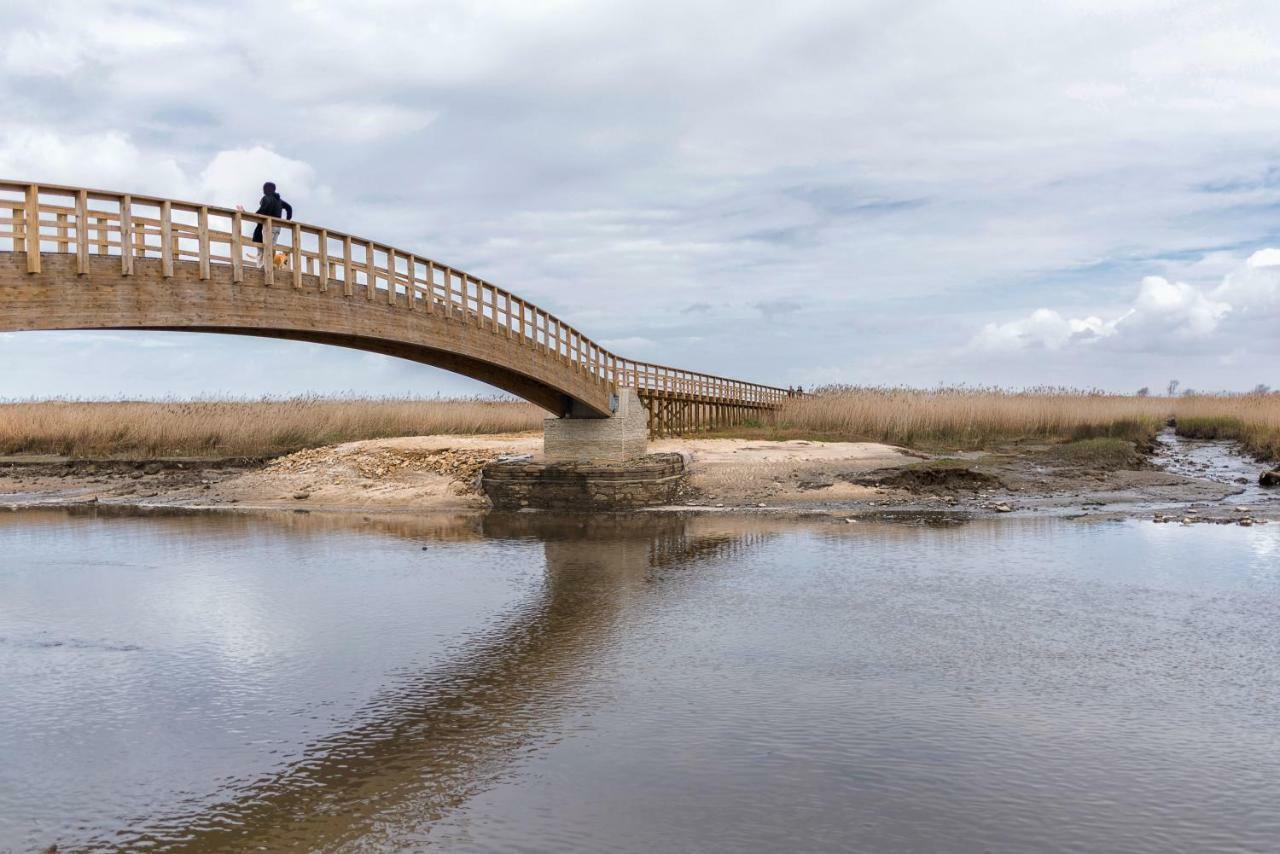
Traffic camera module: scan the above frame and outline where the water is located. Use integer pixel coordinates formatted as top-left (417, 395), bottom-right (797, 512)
top-left (2, 509), bottom-right (1280, 852)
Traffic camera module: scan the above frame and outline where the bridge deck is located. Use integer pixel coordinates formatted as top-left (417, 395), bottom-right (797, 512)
top-left (0, 181), bottom-right (790, 434)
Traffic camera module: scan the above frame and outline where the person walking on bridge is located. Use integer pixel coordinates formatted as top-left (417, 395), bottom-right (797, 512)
top-left (236, 182), bottom-right (293, 269)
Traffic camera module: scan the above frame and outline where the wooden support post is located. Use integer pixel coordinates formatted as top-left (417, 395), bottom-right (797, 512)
top-left (292, 223), bottom-right (302, 289)
top-left (231, 210), bottom-right (243, 282)
top-left (318, 230), bottom-right (330, 291)
top-left (262, 218), bottom-right (275, 286)
top-left (387, 248), bottom-right (398, 306)
top-left (25, 184), bottom-right (40, 273)
top-left (160, 200), bottom-right (174, 278)
top-left (94, 215), bottom-right (107, 255)
top-left (75, 190), bottom-right (89, 275)
top-left (343, 236), bottom-right (353, 296)
top-left (119, 196), bottom-right (133, 276)
top-left (197, 206), bottom-right (210, 280)
top-left (406, 254), bottom-right (417, 310)
top-left (365, 243), bottom-right (376, 300)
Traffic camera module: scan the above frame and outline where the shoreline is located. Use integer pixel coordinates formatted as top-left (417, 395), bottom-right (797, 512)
top-left (2, 430), bottom-right (1275, 526)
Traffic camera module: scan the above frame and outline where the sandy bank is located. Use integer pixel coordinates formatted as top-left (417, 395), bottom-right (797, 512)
top-left (1, 432), bottom-right (1275, 523)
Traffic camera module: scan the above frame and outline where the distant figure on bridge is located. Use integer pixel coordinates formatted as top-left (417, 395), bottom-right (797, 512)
top-left (236, 182), bottom-right (293, 269)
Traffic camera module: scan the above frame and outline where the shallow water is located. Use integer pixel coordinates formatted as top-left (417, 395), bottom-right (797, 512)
top-left (2, 509), bottom-right (1279, 852)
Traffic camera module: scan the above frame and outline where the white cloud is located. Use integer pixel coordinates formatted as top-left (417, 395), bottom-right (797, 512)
top-left (972, 261), bottom-right (1242, 355)
top-left (197, 146), bottom-right (329, 210)
top-left (0, 128), bottom-right (189, 196)
top-left (1211, 248), bottom-right (1280, 313)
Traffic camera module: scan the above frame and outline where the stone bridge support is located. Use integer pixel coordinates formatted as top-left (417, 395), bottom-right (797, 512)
top-left (543, 388), bottom-right (648, 463)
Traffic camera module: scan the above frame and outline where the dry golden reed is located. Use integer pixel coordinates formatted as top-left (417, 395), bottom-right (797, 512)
top-left (0, 397), bottom-right (543, 458)
top-left (767, 386), bottom-right (1280, 458)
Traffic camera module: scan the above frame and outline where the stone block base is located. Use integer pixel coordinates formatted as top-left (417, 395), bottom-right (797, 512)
top-left (482, 453), bottom-right (685, 511)
top-left (543, 388), bottom-right (648, 463)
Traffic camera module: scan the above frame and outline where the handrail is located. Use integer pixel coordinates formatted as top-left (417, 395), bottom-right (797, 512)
top-left (0, 180), bottom-right (792, 408)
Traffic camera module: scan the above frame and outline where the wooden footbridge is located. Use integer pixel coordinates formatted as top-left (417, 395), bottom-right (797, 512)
top-left (0, 181), bottom-right (789, 436)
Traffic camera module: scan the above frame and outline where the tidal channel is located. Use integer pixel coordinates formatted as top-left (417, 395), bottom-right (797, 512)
top-left (3, 508), bottom-right (1279, 852)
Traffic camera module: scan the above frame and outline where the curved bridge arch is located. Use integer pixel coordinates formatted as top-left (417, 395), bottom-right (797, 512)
top-left (0, 181), bottom-right (788, 431)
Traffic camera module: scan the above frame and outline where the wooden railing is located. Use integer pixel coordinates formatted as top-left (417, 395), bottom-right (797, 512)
top-left (0, 181), bottom-right (790, 409)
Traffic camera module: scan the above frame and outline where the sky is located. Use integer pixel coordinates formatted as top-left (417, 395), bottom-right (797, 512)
top-left (3, 0), bottom-right (1280, 399)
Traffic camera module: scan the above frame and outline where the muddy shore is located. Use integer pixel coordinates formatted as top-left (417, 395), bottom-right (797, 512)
top-left (2, 430), bottom-right (1276, 525)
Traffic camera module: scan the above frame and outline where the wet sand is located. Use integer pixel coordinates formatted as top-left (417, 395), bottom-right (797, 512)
top-left (0, 431), bottom-right (1276, 523)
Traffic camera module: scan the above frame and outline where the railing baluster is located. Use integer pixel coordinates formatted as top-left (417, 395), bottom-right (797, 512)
top-left (262, 218), bottom-right (275, 286)
top-left (75, 190), bottom-right (89, 275)
top-left (387, 248), bottom-right (398, 306)
top-left (406, 254), bottom-right (417, 311)
top-left (292, 222), bottom-right (302, 289)
top-left (318, 229), bottom-right (329, 291)
top-left (119, 196), bottom-right (133, 275)
top-left (365, 242), bottom-right (376, 300)
top-left (25, 184), bottom-right (40, 273)
top-left (343, 236), bottom-right (353, 296)
top-left (231, 210), bottom-right (243, 282)
top-left (197, 206), bottom-right (210, 280)
top-left (160, 200), bottom-right (174, 277)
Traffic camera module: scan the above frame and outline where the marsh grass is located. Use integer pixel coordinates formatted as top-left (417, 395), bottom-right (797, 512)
top-left (4, 388), bottom-right (1279, 462)
top-left (0, 397), bottom-right (543, 458)
top-left (1172, 394), bottom-right (1280, 461)
top-left (724, 386), bottom-right (1280, 460)
top-left (752, 386), bottom-right (1168, 449)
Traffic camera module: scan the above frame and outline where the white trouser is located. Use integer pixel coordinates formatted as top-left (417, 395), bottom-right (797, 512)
top-left (255, 227), bottom-right (283, 268)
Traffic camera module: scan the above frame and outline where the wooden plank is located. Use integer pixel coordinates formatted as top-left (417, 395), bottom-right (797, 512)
top-left (231, 210), bottom-right (243, 282)
top-left (318, 229), bottom-right (329, 291)
top-left (343, 236), bottom-right (353, 296)
top-left (387, 248), bottom-right (398, 306)
top-left (94, 215), bottom-right (108, 255)
top-left (12, 204), bottom-right (24, 253)
top-left (119, 195), bottom-right (133, 276)
top-left (406, 254), bottom-right (417, 311)
top-left (25, 184), bottom-right (40, 273)
top-left (262, 219), bottom-right (275, 286)
top-left (197, 206), bottom-right (211, 280)
top-left (292, 223), bottom-right (302, 289)
top-left (160, 200), bottom-right (174, 277)
top-left (425, 260), bottom-right (436, 314)
top-left (75, 190), bottom-right (89, 274)
top-left (365, 242), bottom-right (376, 300)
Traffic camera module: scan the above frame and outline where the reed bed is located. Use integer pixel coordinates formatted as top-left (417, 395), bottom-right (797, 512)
top-left (759, 386), bottom-right (1280, 458)
top-left (0, 397), bottom-right (543, 458)
top-left (1171, 395), bottom-right (1280, 461)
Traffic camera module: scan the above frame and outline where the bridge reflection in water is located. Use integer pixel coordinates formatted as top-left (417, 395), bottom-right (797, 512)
top-left (67, 510), bottom-right (774, 851)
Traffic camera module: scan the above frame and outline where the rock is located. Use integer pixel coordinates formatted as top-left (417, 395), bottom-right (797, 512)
top-left (1261, 470), bottom-right (1280, 487)
top-left (143, 462), bottom-right (163, 475)
top-left (1240, 519), bottom-right (1255, 527)
top-left (993, 503), bottom-right (1013, 513)
top-left (293, 491), bottom-right (310, 500)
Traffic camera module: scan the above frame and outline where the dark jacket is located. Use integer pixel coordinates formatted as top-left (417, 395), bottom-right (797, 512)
top-left (255, 193), bottom-right (293, 220)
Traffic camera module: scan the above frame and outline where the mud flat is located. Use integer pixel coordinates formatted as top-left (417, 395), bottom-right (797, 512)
top-left (0, 430), bottom-right (1275, 523)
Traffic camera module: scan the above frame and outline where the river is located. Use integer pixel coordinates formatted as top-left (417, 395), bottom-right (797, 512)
top-left (2, 507), bottom-right (1279, 852)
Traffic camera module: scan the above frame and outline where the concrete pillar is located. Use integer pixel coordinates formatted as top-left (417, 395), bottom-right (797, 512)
top-left (543, 388), bottom-right (648, 463)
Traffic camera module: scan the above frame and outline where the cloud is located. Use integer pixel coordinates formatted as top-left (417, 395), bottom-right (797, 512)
top-left (197, 146), bottom-right (329, 210)
top-left (9, 2), bottom-right (1280, 395)
top-left (0, 127), bottom-right (189, 196)
top-left (972, 260), bottom-right (1243, 354)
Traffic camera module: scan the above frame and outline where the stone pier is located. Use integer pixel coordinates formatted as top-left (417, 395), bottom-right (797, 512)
top-left (543, 388), bottom-right (649, 463)
top-left (482, 389), bottom-right (687, 510)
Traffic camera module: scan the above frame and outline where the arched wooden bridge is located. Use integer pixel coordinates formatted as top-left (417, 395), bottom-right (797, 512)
top-left (0, 181), bottom-right (788, 435)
